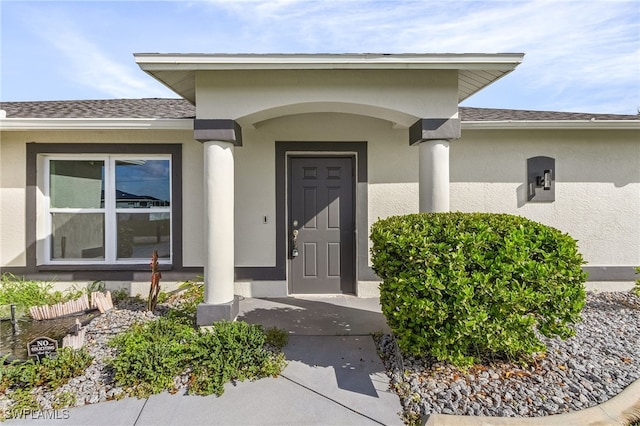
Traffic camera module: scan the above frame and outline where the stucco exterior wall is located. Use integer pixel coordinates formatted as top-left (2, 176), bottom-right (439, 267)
top-left (0, 133), bottom-right (26, 267)
top-left (450, 129), bottom-right (640, 269)
top-left (2, 122), bottom-right (638, 289)
top-left (233, 125), bottom-right (276, 267)
top-left (195, 69), bottom-right (459, 124)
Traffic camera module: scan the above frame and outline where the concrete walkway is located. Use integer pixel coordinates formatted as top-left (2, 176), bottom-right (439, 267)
top-left (4, 296), bottom-right (404, 426)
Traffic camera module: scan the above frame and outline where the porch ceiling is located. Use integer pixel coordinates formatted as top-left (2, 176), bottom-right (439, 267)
top-left (135, 53), bottom-right (524, 105)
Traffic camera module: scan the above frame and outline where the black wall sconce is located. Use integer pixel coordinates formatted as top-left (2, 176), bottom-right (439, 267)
top-left (527, 156), bottom-right (555, 202)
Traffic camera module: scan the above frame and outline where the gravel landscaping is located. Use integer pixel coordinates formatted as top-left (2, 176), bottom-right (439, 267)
top-left (377, 291), bottom-right (640, 420)
top-left (1, 299), bottom-right (162, 412)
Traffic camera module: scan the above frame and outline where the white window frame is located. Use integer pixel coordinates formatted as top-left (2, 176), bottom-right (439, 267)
top-left (43, 154), bottom-right (172, 265)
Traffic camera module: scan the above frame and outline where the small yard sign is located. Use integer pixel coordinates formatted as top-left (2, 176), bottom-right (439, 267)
top-left (27, 336), bottom-right (58, 361)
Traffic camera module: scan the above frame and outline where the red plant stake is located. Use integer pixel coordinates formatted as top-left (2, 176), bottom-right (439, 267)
top-left (148, 250), bottom-right (161, 311)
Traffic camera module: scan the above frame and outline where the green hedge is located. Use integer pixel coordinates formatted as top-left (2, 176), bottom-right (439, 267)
top-left (370, 212), bottom-right (587, 366)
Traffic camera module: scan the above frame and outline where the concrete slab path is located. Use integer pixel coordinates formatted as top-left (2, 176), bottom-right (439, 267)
top-left (237, 295), bottom-right (391, 336)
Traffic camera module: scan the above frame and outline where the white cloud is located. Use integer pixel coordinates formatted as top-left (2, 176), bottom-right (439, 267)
top-left (28, 12), bottom-right (174, 99)
top-left (7, 0), bottom-right (637, 112)
top-left (203, 0), bottom-right (640, 113)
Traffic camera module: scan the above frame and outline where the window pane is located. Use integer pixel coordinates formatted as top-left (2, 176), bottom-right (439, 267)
top-left (51, 213), bottom-right (104, 260)
top-left (117, 213), bottom-right (170, 259)
top-left (50, 160), bottom-right (104, 208)
top-left (115, 160), bottom-right (170, 208)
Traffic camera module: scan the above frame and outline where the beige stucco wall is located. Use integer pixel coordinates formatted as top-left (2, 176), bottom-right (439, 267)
top-left (0, 113), bottom-right (422, 272)
top-left (0, 133), bottom-right (26, 267)
top-left (2, 122), bottom-right (638, 286)
top-left (450, 129), bottom-right (640, 268)
top-left (235, 119), bottom-right (640, 275)
top-left (195, 69), bottom-right (459, 125)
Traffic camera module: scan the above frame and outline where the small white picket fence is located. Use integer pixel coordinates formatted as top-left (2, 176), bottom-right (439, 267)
top-left (29, 291), bottom-right (113, 321)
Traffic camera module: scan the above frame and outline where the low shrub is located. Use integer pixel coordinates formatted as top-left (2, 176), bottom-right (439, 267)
top-left (110, 317), bottom-right (193, 395)
top-left (0, 348), bottom-right (93, 391)
top-left (109, 316), bottom-right (286, 397)
top-left (1, 388), bottom-right (40, 420)
top-left (370, 212), bottom-right (587, 367)
top-left (187, 321), bottom-right (285, 396)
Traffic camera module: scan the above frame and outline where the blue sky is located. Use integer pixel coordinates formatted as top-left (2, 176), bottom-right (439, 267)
top-left (1, 0), bottom-right (638, 114)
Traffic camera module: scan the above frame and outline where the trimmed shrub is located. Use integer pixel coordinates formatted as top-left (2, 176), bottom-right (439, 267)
top-left (109, 317), bottom-right (286, 397)
top-left (370, 212), bottom-right (587, 367)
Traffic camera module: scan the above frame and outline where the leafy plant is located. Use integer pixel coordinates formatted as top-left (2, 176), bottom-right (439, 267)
top-left (108, 316), bottom-right (286, 397)
top-left (2, 388), bottom-right (40, 420)
top-left (264, 326), bottom-right (289, 350)
top-left (0, 348), bottom-right (93, 391)
top-left (157, 291), bottom-right (169, 304)
top-left (39, 348), bottom-right (94, 388)
top-left (0, 358), bottom-right (39, 392)
top-left (86, 280), bottom-right (106, 294)
top-left (109, 317), bottom-right (192, 395)
top-left (110, 288), bottom-right (131, 304)
top-left (187, 321), bottom-right (286, 396)
top-left (370, 212), bottom-right (587, 367)
top-left (634, 267), bottom-right (640, 297)
top-left (52, 390), bottom-right (77, 409)
top-left (168, 278), bottom-right (204, 321)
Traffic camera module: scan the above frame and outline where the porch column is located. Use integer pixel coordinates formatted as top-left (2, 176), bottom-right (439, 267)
top-left (194, 119), bottom-right (242, 325)
top-left (409, 117), bottom-right (461, 213)
top-left (419, 140), bottom-right (449, 212)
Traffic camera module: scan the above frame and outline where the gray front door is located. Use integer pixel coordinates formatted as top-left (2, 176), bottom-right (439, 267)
top-left (289, 156), bottom-right (355, 294)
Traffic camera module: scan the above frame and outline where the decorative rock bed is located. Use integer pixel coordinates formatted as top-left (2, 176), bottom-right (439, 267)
top-left (377, 291), bottom-right (640, 420)
top-left (2, 291), bottom-right (638, 422)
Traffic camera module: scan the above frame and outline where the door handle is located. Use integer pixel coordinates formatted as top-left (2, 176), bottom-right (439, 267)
top-left (291, 222), bottom-right (299, 257)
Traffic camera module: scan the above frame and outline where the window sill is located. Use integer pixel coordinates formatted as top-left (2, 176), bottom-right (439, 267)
top-left (37, 264), bottom-right (173, 272)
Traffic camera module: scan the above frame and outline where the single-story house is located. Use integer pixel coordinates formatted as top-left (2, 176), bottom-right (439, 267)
top-left (1, 53), bottom-right (638, 325)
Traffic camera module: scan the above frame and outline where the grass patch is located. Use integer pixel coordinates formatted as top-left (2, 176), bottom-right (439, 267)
top-left (0, 273), bottom-right (92, 316)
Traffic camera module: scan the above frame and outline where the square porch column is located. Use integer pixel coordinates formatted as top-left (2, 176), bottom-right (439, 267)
top-left (194, 120), bottom-right (242, 325)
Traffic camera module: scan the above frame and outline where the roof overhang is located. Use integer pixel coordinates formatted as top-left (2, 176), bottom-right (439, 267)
top-left (134, 53), bottom-right (525, 104)
top-left (2, 117), bottom-right (637, 132)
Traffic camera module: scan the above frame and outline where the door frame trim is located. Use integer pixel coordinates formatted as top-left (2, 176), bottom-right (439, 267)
top-left (287, 154), bottom-right (356, 294)
top-left (275, 142), bottom-right (377, 295)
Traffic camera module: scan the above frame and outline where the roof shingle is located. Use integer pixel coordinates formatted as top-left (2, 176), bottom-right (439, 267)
top-left (1, 98), bottom-right (638, 121)
top-left (0, 98), bottom-right (195, 119)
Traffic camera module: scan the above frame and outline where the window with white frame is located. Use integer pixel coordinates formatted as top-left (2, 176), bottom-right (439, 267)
top-left (44, 155), bottom-right (172, 264)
